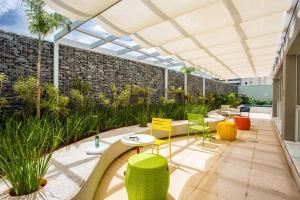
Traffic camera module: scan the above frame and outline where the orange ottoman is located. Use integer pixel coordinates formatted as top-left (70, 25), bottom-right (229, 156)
top-left (234, 116), bottom-right (251, 130)
top-left (217, 122), bottom-right (237, 140)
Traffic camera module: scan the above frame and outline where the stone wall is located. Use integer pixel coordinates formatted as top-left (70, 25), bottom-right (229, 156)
top-left (188, 74), bottom-right (203, 96)
top-left (168, 70), bottom-right (184, 89)
top-left (0, 30), bottom-right (238, 103)
top-left (0, 30), bottom-right (53, 98)
top-left (205, 79), bottom-right (238, 95)
top-left (59, 45), bottom-right (165, 101)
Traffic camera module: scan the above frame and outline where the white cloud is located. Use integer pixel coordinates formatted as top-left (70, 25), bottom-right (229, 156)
top-left (0, 0), bottom-right (19, 16)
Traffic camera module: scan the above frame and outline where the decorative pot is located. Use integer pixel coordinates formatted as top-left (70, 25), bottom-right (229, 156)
top-left (0, 179), bottom-right (48, 200)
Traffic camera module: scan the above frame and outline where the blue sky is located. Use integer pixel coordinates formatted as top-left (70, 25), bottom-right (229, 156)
top-left (0, 0), bottom-right (30, 36)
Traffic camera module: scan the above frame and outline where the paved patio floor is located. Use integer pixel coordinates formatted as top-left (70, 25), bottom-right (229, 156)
top-left (94, 113), bottom-right (300, 200)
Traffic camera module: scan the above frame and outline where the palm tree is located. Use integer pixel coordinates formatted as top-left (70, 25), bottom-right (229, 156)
top-left (180, 66), bottom-right (195, 75)
top-left (23, 0), bottom-right (70, 118)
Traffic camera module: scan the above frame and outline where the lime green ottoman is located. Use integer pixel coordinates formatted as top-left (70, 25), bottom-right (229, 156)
top-left (125, 153), bottom-right (169, 200)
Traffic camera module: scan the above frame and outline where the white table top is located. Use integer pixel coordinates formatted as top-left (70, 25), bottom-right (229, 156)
top-left (121, 134), bottom-right (155, 147)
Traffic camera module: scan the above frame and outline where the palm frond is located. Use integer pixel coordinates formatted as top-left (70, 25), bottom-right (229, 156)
top-left (22, 0), bottom-right (71, 38)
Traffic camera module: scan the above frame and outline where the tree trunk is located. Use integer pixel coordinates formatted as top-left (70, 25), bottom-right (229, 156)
top-left (36, 39), bottom-right (42, 119)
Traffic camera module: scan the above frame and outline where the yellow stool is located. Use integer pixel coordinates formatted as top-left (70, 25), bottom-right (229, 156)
top-left (217, 122), bottom-right (237, 140)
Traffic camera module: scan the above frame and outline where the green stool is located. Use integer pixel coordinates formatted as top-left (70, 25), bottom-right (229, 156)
top-left (125, 153), bottom-right (169, 200)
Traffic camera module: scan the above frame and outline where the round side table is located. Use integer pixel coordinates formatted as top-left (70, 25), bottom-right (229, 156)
top-left (121, 134), bottom-right (155, 154)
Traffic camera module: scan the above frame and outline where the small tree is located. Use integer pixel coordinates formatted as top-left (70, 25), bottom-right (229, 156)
top-left (180, 66), bottom-right (195, 75)
top-left (0, 73), bottom-right (7, 108)
top-left (23, 0), bottom-right (70, 118)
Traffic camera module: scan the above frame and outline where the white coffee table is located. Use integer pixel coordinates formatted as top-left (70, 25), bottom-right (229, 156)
top-left (121, 134), bottom-right (155, 154)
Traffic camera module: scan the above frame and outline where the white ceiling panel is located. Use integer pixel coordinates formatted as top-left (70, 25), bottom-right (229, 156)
top-left (101, 0), bottom-right (163, 34)
top-left (150, 0), bottom-right (219, 18)
top-left (249, 46), bottom-right (277, 57)
top-left (178, 49), bottom-right (209, 60)
top-left (48, 0), bottom-right (291, 79)
top-left (232, 0), bottom-right (291, 21)
top-left (208, 42), bottom-right (244, 55)
top-left (196, 26), bottom-right (241, 47)
top-left (246, 33), bottom-right (280, 49)
top-left (137, 21), bottom-right (184, 46)
top-left (175, 2), bottom-right (234, 35)
top-left (162, 38), bottom-right (198, 54)
top-left (240, 12), bottom-right (285, 38)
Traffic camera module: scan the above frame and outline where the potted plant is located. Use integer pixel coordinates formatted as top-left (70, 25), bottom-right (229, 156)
top-left (0, 119), bottom-right (62, 197)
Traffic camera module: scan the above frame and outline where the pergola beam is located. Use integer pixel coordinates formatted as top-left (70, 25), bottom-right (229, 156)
top-left (54, 20), bottom-right (85, 41)
top-left (137, 55), bottom-right (149, 60)
top-left (52, 0), bottom-right (186, 82)
top-left (90, 35), bottom-right (117, 49)
top-left (117, 48), bottom-right (131, 55)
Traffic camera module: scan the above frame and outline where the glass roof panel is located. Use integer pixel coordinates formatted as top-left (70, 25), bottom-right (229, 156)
top-left (126, 51), bottom-right (144, 58)
top-left (65, 31), bottom-right (100, 45)
top-left (115, 36), bottom-right (139, 47)
top-left (157, 55), bottom-right (173, 60)
top-left (140, 48), bottom-right (158, 54)
top-left (99, 42), bottom-right (125, 52)
top-left (145, 57), bottom-right (158, 62)
top-left (80, 20), bottom-right (112, 37)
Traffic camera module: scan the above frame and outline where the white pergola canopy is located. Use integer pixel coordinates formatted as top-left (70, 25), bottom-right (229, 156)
top-left (46, 0), bottom-right (295, 79)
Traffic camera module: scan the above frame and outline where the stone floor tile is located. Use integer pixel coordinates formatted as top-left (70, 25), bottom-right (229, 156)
top-left (186, 189), bottom-right (218, 200)
top-left (96, 114), bottom-right (300, 200)
top-left (249, 168), bottom-right (299, 197)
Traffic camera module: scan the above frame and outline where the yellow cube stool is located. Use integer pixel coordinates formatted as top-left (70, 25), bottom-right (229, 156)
top-left (217, 122), bottom-right (237, 140)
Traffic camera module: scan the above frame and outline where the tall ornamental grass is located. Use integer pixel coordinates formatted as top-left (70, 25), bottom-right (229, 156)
top-left (0, 119), bottom-right (62, 196)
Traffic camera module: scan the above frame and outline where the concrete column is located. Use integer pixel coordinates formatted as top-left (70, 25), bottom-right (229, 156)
top-left (203, 78), bottom-right (206, 97)
top-left (53, 42), bottom-right (59, 88)
top-left (165, 68), bottom-right (168, 99)
top-left (282, 55), bottom-right (297, 141)
top-left (184, 73), bottom-right (188, 95)
top-left (272, 79), bottom-right (279, 117)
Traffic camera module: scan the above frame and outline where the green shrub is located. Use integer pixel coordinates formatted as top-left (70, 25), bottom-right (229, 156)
top-left (0, 72), bottom-right (7, 92)
top-left (168, 86), bottom-right (185, 103)
top-left (136, 111), bottom-right (149, 127)
top-left (225, 93), bottom-right (242, 107)
top-left (42, 84), bottom-right (69, 117)
top-left (0, 73), bottom-right (7, 108)
top-left (99, 84), bottom-right (131, 108)
top-left (72, 78), bottom-right (92, 96)
top-left (70, 89), bottom-right (84, 109)
top-left (116, 84), bottom-right (131, 107)
top-left (98, 92), bottom-right (110, 107)
top-left (131, 85), bottom-right (155, 105)
top-left (13, 76), bottom-right (37, 112)
top-left (159, 97), bottom-right (176, 105)
top-left (197, 95), bottom-right (206, 104)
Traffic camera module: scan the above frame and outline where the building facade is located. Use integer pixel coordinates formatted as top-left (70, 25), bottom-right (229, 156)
top-left (272, 2), bottom-right (300, 186)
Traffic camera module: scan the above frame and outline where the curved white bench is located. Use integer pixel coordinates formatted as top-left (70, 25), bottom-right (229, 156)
top-left (0, 121), bottom-right (189, 200)
top-left (0, 118), bottom-right (222, 200)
